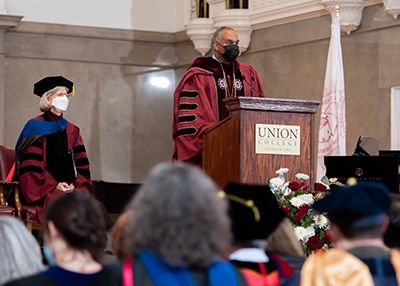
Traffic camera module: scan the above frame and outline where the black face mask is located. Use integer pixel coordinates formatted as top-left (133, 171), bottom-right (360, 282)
top-left (222, 44), bottom-right (240, 62)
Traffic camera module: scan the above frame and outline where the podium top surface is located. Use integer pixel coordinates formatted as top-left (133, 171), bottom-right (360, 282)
top-left (224, 97), bottom-right (321, 114)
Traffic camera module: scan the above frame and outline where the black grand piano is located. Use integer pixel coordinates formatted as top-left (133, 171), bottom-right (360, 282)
top-left (324, 136), bottom-right (400, 193)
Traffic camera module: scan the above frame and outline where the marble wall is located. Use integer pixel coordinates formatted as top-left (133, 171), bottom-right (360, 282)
top-left (2, 4), bottom-right (400, 183)
top-left (2, 23), bottom-right (198, 183)
top-left (243, 4), bottom-right (400, 161)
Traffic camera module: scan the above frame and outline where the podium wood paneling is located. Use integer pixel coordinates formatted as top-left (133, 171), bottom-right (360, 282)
top-left (203, 97), bottom-right (320, 189)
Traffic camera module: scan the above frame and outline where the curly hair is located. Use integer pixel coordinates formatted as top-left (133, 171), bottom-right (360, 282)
top-left (44, 192), bottom-right (107, 262)
top-left (123, 162), bottom-right (231, 268)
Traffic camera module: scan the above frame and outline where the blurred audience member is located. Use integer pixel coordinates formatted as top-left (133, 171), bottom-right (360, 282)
top-left (223, 182), bottom-right (296, 285)
top-left (0, 216), bottom-right (45, 285)
top-left (121, 162), bottom-right (248, 285)
top-left (384, 193), bottom-right (400, 249)
top-left (266, 218), bottom-right (305, 272)
top-left (111, 210), bottom-right (132, 260)
top-left (5, 192), bottom-right (121, 286)
top-left (312, 181), bottom-right (398, 286)
top-left (300, 248), bottom-right (374, 286)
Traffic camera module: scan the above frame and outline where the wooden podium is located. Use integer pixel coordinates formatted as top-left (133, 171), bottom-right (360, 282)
top-left (203, 97), bottom-right (320, 189)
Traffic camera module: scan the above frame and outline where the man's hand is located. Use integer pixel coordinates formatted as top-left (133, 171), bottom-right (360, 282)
top-left (56, 182), bottom-right (75, 193)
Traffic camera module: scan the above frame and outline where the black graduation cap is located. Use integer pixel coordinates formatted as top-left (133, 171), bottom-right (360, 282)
top-left (223, 182), bottom-right (286, 241)
top-left (312, 181), bottom-right (392, 226)
top-left (33, 76), bottom-right (74, 97)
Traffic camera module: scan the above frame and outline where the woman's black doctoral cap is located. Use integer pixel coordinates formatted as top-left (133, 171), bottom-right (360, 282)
top-left (222, 182), bottom-right (286, 241)
top-left (33, 76), bottom-right (74, 97)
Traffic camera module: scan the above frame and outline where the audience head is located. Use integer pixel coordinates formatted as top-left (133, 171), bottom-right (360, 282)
top-left (43, 192), bottom-right (107, 263)
top-left (223, 182), bottom-right (286, 247)
top-left (123, 162), bottom-right (231, 268)
top-left (0, 216), bottom-right (44, 285)
top-left (312, 181), bottom-right (392, 241)
top-left (266, 218), bottom-right (305, 257)
top-left (384, 193), bottom-right (400, 248)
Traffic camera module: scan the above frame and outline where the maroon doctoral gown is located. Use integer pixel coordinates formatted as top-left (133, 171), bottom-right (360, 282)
top-left (172, 57), bottom-right (265, 166)
top-left (16, 111), bottom-right (91, 224)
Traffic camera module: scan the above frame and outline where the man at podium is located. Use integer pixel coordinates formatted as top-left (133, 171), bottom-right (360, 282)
top-left (172, 26), bottom-right (265, 167)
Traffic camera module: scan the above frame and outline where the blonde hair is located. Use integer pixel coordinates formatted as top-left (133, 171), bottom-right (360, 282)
top-left (0, 216), bottom-right (45, 285)
top-left (39, 86), bottom-right (70, 112)
top-left (265, 218), bottom-right (305, 256)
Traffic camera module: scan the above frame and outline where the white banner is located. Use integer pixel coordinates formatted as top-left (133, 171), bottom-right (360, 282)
top-left (317, 16), bottom-right (346, 181)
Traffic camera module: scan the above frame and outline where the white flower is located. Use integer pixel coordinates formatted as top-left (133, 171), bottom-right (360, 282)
top-left (306, 226), bottom-right (316, 238)
top-left (294, 226), bottom-right (315, 242)
top-left (276, 168), bottom-right (289, 175)
top-left (269, 177), bottom-right (284, 188)
top-left (294, 226), bottom-right (308, 241)
top-left (298, 194), bottom-right (314, 205)
top-left (289, 196), bottom-right (305, 208)
top-left (290, 194), bottom-right (314, 208)
top-left (295, 173), bottom-right (310, 180)
top-left (313, 214), bottom-right (328, 228)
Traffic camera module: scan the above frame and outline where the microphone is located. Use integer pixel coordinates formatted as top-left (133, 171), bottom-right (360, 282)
top-left (242, 75), bottom-right (264, 97)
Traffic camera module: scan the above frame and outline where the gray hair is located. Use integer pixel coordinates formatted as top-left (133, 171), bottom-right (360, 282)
top-left (39, 86), bottom-right (70, 112)
top-left (123, 162), bottom-right (231, 268)
top-left (211, 26), bottom-right (234, 44)
top-left (0, 216), bottom-right (45, 285)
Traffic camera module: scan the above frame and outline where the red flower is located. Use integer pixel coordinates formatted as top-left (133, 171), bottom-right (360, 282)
top-left (315, 182), bottom-right (328, 192)
top-left (299, 204), bottom-right (310, 213)
top-left (303, 185), bottom-right (310, 192)
top-left (282, 207), bottom-right (290, 216)
top-left (288, 181), bottom-right (302, 191)
top-left (307, 235), bottom-right (322, 250)
top-left (324, 230), bottom-right (333, 245)
top-left (294, 205), bottom-right (309, 223)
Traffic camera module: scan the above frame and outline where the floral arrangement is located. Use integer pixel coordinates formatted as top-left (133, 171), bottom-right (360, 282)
top-left (269, 168), bottom-right (333, 256)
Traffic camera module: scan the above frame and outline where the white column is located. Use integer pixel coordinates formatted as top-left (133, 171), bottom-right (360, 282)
top-left (0, 0), bottom-right (7, 14)
top-left (0, 15), bottom-right (22, 144)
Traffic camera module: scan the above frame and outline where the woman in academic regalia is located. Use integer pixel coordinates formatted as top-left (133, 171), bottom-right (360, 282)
top-left (13, 76), bottom-right (91, 224)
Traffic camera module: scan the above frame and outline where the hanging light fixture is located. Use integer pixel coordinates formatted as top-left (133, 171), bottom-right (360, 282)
top-left (185, 0), bottom-right (215, 56)
top-left (382, 0), bottom-right (400, 19)
top-left (321, 0), bottom-right (365, 35)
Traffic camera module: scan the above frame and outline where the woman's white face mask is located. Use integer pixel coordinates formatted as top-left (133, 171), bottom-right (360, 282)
top-left (52, 95), bottom-right (69, 113)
